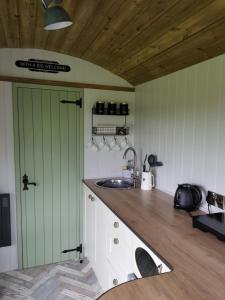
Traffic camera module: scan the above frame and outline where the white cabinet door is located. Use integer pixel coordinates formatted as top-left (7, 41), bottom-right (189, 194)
top-left (94, 199), bottom-right (109, 291)
top-left (83, 186), bottom-right (109, 291)
top-left (107, 262), bottom-right (125, 290)
top-left (105, 208), bottom-right (133, 277)
top-left (83, 186), bottom-right (96, 267)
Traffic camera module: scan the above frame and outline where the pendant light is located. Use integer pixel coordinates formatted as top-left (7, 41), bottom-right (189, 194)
top-left (42, 0), bottom-right (73, 30)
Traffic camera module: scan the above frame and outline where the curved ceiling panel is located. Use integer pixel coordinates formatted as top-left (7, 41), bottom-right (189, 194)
top-left (1, 0), bottom-right (225, 85)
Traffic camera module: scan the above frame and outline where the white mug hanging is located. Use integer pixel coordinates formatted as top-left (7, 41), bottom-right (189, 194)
top-left (101, 136), bottom-right (111, 152)
top-left (120, 136), bottom-right (130, 150)
top-left (88, 137), bottom-right (100, 152)
top-left (112, 136), bottom-right (121, 151)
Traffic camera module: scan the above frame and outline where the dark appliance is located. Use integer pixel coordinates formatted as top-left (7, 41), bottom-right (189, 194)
top-left (193, 213), bottom-right (225, 242)
top-left (0, 194), bottom-right (11, 247)
top-left (174, 184), bottom-right (202, 211)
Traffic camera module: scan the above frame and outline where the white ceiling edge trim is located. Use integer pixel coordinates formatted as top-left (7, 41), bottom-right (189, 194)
top-left (0, 48), bottom-right (133, 88)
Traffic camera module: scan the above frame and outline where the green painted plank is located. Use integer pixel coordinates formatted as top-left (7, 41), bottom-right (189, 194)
top-left (22, 88), bottom-right (36, 268)
top-left (12, 85), bottom-right (23, 268)
top-left (60, 90), bottom-right (70, 261)
top-left (68, 91), bottom-right (80, 259)
top-left (32, 88), bottom-right (45, 266)
top-left (18, 88), bottom-right (28, 267)
top-left (78, 90), bottom-right (84, 247)
top-left (76, 92), bottom-right (81, 256)
top-left (42, 90), bottom-right (53, 264)
top-left (51, 90), bottom-right (62, 263)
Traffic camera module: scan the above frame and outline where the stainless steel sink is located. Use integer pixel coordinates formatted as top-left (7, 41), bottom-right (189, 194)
top-left (95, 178), bottom-right (133, 189)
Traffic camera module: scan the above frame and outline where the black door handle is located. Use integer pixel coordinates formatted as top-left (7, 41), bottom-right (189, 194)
top-left (22, 174), bottom-right (37, 191)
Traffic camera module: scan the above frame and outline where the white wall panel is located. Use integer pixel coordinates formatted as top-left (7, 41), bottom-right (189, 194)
top-left (135, 54), bottom-right (225, 210)
top-left (0, 82), bottom-right (18, 272)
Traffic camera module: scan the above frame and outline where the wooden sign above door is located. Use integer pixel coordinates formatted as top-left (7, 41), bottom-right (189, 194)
top-left (15, 59), bottom-right (71, 74)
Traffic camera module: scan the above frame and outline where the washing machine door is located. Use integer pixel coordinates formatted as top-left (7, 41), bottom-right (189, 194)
top-left (135, 247), bottom-right (159, 277)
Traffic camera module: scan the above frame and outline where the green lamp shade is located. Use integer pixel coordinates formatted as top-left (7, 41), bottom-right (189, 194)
top-left (44, 6), bottom-right (72, 30)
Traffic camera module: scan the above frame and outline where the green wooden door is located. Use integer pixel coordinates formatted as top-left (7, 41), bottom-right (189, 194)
top-left (13, 84), bottom-right (83, 268)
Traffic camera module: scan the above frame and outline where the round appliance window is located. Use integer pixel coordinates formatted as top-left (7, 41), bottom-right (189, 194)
top-left (135, 247), bottom-right (159, 277)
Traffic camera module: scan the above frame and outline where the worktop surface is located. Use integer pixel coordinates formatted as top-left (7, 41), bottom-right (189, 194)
top-left (84, 179), bottom-right (225, 300)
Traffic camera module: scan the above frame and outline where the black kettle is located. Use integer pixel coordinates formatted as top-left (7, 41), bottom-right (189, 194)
top-left (174, 184), bottom-right (202, 211)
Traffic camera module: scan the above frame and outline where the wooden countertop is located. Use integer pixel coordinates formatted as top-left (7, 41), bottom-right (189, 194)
top-left (83, 179), bottom-right (225, 300)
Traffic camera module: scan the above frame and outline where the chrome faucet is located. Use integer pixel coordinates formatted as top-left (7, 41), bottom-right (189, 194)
top-left (123, 147), bottom-right (139, 187)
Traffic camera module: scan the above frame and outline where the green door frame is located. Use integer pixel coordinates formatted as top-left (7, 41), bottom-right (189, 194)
top-left (13, 82), bottom-right (84, 268)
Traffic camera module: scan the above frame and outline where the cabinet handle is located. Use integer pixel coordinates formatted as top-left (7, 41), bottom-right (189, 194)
top-left (113, 238), bottom-right (119, 245)
top-left (113, 278), bottom-right (118, 286)
top-left (113, 221), bottom-right (119, 228)
top-left (88, 194), bottom-right (95, 201)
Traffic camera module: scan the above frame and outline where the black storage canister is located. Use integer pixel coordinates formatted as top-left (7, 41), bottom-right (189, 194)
top-left (95, 101), bottom-right (105, 114)
top-left (120, 102), bottom-right (129, 115)
top-left (108, 102), bottom-right (117, 115)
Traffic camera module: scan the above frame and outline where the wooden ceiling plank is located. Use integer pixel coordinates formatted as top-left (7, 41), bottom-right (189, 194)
top-left (82, 0), bottom-right (151, 61)
top-left (90, 0), bottom-right (178, 66)
top-left (0, 18), bottom-right (8, 48)
top-left (18, 0), bottom-right (37, 48)
top-left (5, 0), bottom-right (20, 48)
top-left (125, 18), bottom-right (225, 85)
top-left (121, 64), bottom-right (150, 86)
top-left (113, 0), bottom-right (225, 76)
top-left (60, 0), bottom-right (101, 54)
top-left (144, 18), bottom-right (225, 72)
top-left (0, 1), bottom-right (14, 47)
top-left (98, 0), bottom-right (214, 71)
top-left (69, 0), bottom-right (125, 58)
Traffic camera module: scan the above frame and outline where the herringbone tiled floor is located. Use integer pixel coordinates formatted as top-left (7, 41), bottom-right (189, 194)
top-left (0, 258), bottom-right (102, 300)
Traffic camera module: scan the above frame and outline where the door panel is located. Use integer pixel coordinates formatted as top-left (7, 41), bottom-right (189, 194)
top-left (51, 90), bottom-right (61, 263)
top-left (32, 88), bottom-right (45, 266)
top-left (60, 90), bottom-right (69, 262)
top-left (14, 84), bottom-right (83, 268)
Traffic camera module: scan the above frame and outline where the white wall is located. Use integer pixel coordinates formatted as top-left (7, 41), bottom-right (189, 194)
top-left (135, 54), bottom-right (225, 212)
top-left (84, 89), bottom-right (135, 178)
top-left (0, 82), bottom-right (18, 272)
top-left (0, 48), bottom-right (132, 88)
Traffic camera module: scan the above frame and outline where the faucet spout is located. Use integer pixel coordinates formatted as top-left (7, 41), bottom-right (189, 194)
top-left (123, 147), bottom-right (137, 170)
top-left (123, 147), bottom-right (138, 187)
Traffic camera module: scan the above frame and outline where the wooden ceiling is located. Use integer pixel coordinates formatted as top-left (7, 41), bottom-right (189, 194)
top-left (1, 0), bottom-right (225, 85)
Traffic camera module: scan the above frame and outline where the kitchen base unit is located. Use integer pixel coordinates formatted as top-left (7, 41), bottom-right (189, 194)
top-left (83, 184), bottom-right (171, 293)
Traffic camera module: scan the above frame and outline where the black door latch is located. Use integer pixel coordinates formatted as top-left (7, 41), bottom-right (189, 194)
top-left (62, 244), bottom-right (83, 263)
top-left (62, 244), bottom-right (82, 254)
top-left (60, 98), bottom-right (82, 108)
top-left (22, 174), bottom-right (37, 191)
